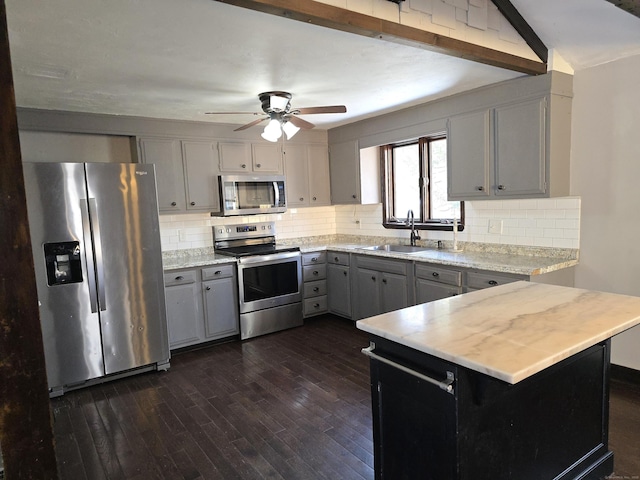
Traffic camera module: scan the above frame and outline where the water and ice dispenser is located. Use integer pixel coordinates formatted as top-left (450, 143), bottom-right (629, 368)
top-left (43, 242), bottom-right (83, 286)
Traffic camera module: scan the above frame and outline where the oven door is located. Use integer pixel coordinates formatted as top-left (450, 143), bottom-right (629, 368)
top-left (237, 251), bottom-right (302, 313)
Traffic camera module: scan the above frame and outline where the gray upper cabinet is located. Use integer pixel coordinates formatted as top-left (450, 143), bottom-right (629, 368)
top-left (284, 144), bottom-right (331, 207)
top-left (493, 97), bottom-right (546, 197)
top-left (139, 137), bottom-right (186, 212)
top-left (329, 139), bottom-right (360, 204)
top-left (182, 141), bottom-right (220, 212)
top-left (219, 142), bottom-right (282, 174)
top-left (448, 93), bottom-right (570, 201)
top-left (447, 110), bottom-right (490, 199)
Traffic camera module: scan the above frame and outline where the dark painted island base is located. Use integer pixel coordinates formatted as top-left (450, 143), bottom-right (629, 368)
top-left (367, 336), bottom-right (613, 480)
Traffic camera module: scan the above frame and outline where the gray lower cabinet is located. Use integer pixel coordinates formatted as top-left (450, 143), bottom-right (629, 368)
top-left (415, 264), bottom-right (462, 304)
top-left (353, 255), bottom-right (412, 320)
top-left (465, 270), bottom-right (523, 292)
top-left (302, 252), bottom-right (328, 317)
top-left (164, 263), bottom-right (239, 349)
top-left (327, 251), bottom-right (352, 318)
top-left (202, 265), bottom-right (239, 340)
top-left (164, 269), bottom-right (203, 348)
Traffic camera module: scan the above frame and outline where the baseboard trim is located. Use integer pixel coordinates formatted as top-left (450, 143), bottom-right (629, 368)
top-left (611, 364), bottom-right (640, 386)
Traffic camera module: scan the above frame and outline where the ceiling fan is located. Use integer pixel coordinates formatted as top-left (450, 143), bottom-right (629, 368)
top-left (205, 91), bottom-right (347, 141)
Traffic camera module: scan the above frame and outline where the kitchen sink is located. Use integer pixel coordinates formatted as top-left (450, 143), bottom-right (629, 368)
top-left (361, 244), bottom-right (429, 254)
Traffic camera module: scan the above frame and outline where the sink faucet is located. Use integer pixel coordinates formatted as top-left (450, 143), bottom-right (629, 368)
top-left (406, 209), bottom-right (421, 246)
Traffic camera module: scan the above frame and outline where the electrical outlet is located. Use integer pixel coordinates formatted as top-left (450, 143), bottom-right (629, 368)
top-left (178, 229), bottom-right (187, 242)
top-left (488, 219), bottom-right (503, 234)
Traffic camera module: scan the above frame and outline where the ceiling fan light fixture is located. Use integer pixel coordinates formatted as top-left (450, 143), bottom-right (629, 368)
top-left (261, 118), bottom-right (282, 142)
top-left (269, 95), bottom-right (289, 112)
top-left (282, 120), bottom-right (300, 140)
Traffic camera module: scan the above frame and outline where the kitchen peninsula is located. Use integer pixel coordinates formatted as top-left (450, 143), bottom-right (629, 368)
top-left (357, 282), bottom-right (640, 480)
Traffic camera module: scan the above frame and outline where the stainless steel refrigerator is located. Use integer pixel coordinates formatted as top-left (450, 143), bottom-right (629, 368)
top-left (23, 162), bottom-right (170, 396)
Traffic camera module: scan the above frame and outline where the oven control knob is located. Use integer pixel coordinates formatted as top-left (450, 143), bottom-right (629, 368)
top-left (226, 228), bottom-right (231, 233)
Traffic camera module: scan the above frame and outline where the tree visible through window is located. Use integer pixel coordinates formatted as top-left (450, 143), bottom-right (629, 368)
top-left (382, 135), bottom-right (463, 230)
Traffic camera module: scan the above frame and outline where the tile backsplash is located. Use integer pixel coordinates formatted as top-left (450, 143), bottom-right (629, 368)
top-left (159, 197), bottom-right (580, 251)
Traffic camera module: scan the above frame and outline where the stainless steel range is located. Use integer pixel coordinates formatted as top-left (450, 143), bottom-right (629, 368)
top-left (213, 222), bottom-right (302, 340)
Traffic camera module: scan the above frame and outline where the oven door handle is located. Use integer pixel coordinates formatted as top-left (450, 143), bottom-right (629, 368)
top-left (238, 251), bottom-right (301, 265)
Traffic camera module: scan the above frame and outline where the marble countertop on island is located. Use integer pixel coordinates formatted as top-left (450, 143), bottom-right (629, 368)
top-left (357, 281), bottom-right (640, 384)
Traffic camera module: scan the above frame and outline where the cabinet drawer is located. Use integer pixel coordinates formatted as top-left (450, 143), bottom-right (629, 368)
top-left (328, 251), bottom-right (350, 266)
top-left (356, 255), bottom-right (408, 276)
top-left (302, 251), bottom-right (327, 265)
top-left (304, 295), bottom-right (328, 316)
top-left (304, 280), bottom-right (327, 298)
top-left (303, 264), bottom-right (327, 282)
top-left (415, 264), bottom-right (462, 287)
top-left (466, 271), bottom-right (521, 290)
top-left (201, 264), bottom-right (235, 281)
top-left (164, 270), bottom-right (197, 287)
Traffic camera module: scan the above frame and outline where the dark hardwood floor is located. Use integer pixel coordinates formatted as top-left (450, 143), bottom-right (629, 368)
top-left (50, 315), bottom-right (640, 480)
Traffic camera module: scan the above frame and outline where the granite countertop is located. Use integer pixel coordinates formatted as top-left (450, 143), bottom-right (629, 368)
top-left (357, 281), bottom-right (640, 384)
top-left (298, 241), bottom-right (577, 276)
top-left (162, 237), bottom-right (578, 275)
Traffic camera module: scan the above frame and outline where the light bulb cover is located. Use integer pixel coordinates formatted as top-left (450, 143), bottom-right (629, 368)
top-left (261, 119), bottom-right (282, 142)
top-left (269, 95), bottom-right (289, 111)
top-left (282, 121), bottom-right (300, 140)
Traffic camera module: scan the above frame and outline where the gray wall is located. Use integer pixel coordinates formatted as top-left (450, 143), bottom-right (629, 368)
top-left (571, 54), bottom-right (640, 370)
top-left (19, 131), bottom-right (133, 163)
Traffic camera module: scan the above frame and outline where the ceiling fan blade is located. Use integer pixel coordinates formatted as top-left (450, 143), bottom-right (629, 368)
top-left (205, 111), bottom-right (263, 115)
top-left (295, 105), bottom-right (347, 115)
top-left (288, 115), bottom-right (315, 130)
top-left (234, 117), bottom-right (268, 131)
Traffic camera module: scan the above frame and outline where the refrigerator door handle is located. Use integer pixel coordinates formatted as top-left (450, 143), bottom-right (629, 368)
top-left (88, 198), bottom-right (107, 311)
top-left (81, 199), bottom-right (99, 313)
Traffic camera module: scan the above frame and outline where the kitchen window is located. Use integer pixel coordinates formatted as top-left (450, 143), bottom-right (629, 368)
top-left (381, 135), bottom-right (464, 231)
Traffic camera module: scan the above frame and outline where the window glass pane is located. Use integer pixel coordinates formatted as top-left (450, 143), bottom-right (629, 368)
top-left (429, 139), bottom-right (460, 220)
top-left (393, 144), bottom-right (420, 221)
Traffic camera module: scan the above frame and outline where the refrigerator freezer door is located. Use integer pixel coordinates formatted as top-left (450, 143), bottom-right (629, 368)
top-left (85, 163), bottom-right (169, 375)
top-left (23, 162), bottom-right (104, 388)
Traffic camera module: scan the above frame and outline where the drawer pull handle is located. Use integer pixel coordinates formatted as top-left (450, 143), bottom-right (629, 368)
top-left (311, 257), bottom-right (318, 262)
top-left (382, 279), bottom-right (387, 284)
top-left (214, 270), bottom-right (222, 275)
top-left (205, 286), bottom-right (211, 291)
top-left (313, 271), bottom-right (319, 276)
top-left (497, 185), bottom-right (506, 191)
top-left (241, 163), bottom-right (247, 168)
top-left (313, 196), bottom-right (317, 201)
top-left (175, 276), bottom-right (184, 281)
top-left (488, 280), bottom-right (498, 286)
top-left (313, 303), bottom-right (320, 308)
top-left (371, 276), bottom-right (376, 281)
top-left (475, 186), bottom-right (484, 191)
top-left (171, 201), bottom-right (177, 206)
top-left (313, 287), bottom-right (319, 292)
top-left (256, 163), bottom-right (261, 168)
top-left (362, 342), bottom-right (455, 394)
top-left (343, 271), bottom-right (347, 277)
top-left (190, 201), bottom-right (196, 206)
top-left (432, 272), bottom-right (439, 277)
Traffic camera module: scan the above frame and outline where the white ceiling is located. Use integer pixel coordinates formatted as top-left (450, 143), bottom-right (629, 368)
top-left (5, 0), bottom-right (640, 130)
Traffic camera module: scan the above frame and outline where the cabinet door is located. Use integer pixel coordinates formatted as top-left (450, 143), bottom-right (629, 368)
top-left (219, 142), bottom-right (252, 172)
top-left (283, 144), bottom-right (309, 207)
top-left (202, 277), bottom-right (239, 340)
top-left (307, 144), bottom-right (331, 206)
top-left (355, 267), bottom-right (381, 320)
top-left (416, 278), bottom-right (460, 304)
top-left (252, 143), bottom-right (282, 173)
top-left (165, 282), bottom-right (201, 348)
top-left (327, 264), bottom-right (352, 318)
top-left (447, 110), bottom-right (490, 200)
top-left (380, 272), bottom-right (409, 314)
top-left (139, 137), bottom-right (185, 212)
top-left (493, 97), bottom-right (546, 197)
top-left (329, 139), bottom-right (360, 204)
top-left (182, 141), bottom-right (220, 212)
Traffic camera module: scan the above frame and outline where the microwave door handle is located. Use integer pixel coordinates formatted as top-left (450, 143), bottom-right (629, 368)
top-left (81, 199), bottom-right (99, 313)
top-left (88, 198), bottom-right (107, 311)
top-left (273, 181), bottom-right (280, 206)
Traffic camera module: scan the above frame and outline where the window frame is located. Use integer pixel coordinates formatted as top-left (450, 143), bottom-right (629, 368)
top-left (381, 135), bottom-right (465, 232)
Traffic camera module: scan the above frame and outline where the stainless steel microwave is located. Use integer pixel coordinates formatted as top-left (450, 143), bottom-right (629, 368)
top-left (214, 175), bottom-right (287, 216)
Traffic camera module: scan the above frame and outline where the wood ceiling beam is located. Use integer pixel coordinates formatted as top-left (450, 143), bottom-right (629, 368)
top-left (491, 0), bottom-right (548, 63)
top-left (605, 0), bottom-right (640, 19)
top-left (213, 0), bottom-right (547, 75)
